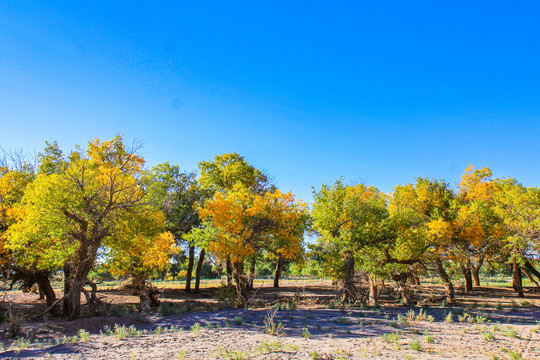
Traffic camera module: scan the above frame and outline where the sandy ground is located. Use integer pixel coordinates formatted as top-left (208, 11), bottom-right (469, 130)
top-left (1, 305), bottom-right (540, 359)
top-left (1, 282), bottom-right (540, 359)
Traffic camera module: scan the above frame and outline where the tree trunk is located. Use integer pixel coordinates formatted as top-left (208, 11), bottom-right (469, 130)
top-left (409, 263), bottom-right (421, 286)
top-left (522, 268), bottom-right (540, 288)
top-left (248, 261), bottom-right (256, 290)
top-left (524, 260), bottom-right (540, 282)
top-left (472, 267), bottom-right (481, 287)
top-left (226, 257), bottom-right (233, 286)
top-left (233, 261), bottom-right (248, 307)
top-left (63, 241), bottom-right (100, 320)
top-left (368, 277), bottom-right (378, 307)
top-left (36, 273), bottom-right (59, 315)
top-left (194, 248), bottom-right (206, 293)
top-left (273, 257), bottom-right (283, 288)
top-left (512, 261), bottom-right (524, 297)
top-left (472, 256), bottom-right (484, 287)
top-left (435, 259), bottom-right (455, 304)
top-left (185, 245), bottom-right (195, 293)
top-left (392, 271), bottom-right (411, 305)
top-left (461, 265), bottom-right (473, 293)
top-left (62, 263), bottom-right (73, 317)
top-left (64, 280), bottom-right (82, 320)
top-left (340, 251), bottom-right (357, 303)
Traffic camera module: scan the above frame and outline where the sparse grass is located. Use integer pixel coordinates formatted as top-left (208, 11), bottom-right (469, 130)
top-left (103, 324), bottom-right (142, 339)
top-left (215, 346), bottom-right (248, 360)
top-left (444, 312), bottom-right (453, 323)
top-left (257, 340), bottom-right (283, 354)
top-left (302, 326), bottom-right (311, 339)
top-left (284, 343), bottom-right (298, 351)
top-left (483, 331), bottom-right (495, 341)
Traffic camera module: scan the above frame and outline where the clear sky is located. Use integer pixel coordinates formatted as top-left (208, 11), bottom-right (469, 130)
top-left (1, 1), bottom-right (539, 203)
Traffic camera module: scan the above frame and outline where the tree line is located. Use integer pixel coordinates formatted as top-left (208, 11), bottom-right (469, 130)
top-left (0, 136), bottom-right (539, 320)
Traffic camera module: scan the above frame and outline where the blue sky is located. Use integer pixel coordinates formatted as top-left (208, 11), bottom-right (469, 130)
top-left (1, 1), bottom-right (539, 202)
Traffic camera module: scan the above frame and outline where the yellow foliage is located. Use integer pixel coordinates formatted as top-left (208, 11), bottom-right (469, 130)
top-left (199, 184), bottom-right (306, 263)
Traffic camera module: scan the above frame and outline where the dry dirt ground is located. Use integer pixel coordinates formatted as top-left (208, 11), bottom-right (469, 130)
top-left (1, 281), bottom-right (540, 359)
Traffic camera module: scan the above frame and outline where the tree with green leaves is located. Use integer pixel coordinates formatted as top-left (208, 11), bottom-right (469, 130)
top-left (311, 179), bottom-right (391, 305)
top-left (143, 162), bottom-right (207, 292)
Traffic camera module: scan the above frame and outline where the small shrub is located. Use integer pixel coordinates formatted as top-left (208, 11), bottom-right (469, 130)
top-left (302, 327), bottom-right (311, 339)
top-left (333, 316), bottom-right (351, 325)
top-left (475, 315), bottom-right (487, 324)
top-left (216, 283), bottom-right (237, 307)
top-left (444, 312), bottom-right (453, 323)
top-left (406, 309), bottom-right (416, 322)
top-left (458, 313), bottom-right (469, 323)
top-left (508, 351), bottom-right (522, 360)
top-left (425, 335), bottom-right (434, 344)
top-left (382, 332), bottom-right (400, 343)
top-left (216, 346), bottom-right (248, 360)
top-left (258, 340), bottom-right (283, 354)
top-left (503, 326), bottom-right (518, 338)
top-left (234, 316), bottom-right (244, 325)
top-left (77, 329), bottom-right (90, 342)
top-left (409, 339), bottom-right (421, 351)
top-left (284, 343), bottom-right (298, 351)
top-left (264, 307), bottom-right (284, 336)
top-left (415, 309), bottom-right (427, 322)
top-left (190, 322), bottom-right (202, 335)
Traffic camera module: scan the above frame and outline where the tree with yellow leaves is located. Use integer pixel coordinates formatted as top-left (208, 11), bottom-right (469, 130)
top-left (199, 183), bottom-right (307, 306)
top-left (5, 136), bottom-right (172, 319)
top-left (390, 178), bottom-right (458, 303)
top-left (454, 165), bottom-right (503, 291)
